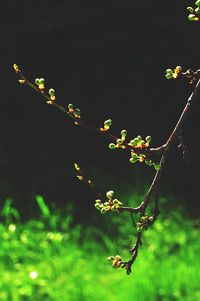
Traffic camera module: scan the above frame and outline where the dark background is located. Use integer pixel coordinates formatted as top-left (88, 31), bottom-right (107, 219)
top-left (0, 0), bottom-right (199, 220)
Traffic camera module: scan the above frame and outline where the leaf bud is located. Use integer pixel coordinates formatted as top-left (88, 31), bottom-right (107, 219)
top-left (39, 78), bottom-right (45, 84)
top-left (109, 143), bottom-right (116, 149)
top-left (145, 136), bottom-right (152, 143)
top-left (100, 208), bottom-right (107, 214)
top-left (68, 104), bottom-right (74, 110)
top-left (106, 190), bottom-right (114, 199)
top-left (188, 14), bottom-right (196, 21)
top-left (121, 129), bottom-right (127, 137)
top-left (129, 157), bottom-right (138, 164)
top-left (187, 6), bottom-right (194, 13)
top-left (195, 0), bottom-right (200, 7)
top-left (116, 139), bottom-right (123, 145)
top-left (113, 199), bottom-right (119, 205)
top-left (95, 199), bottom-right (101, 204)
top-left (49, 88), bottom-right (55, 96)
top-left (95, 203), bottom-right (101, 210)
top-left (104, 119), bottom-right (112, 127)
top-left (35, 78), bottom-right (40, 85)
top-left (165, 73), bottom-right (173, 79)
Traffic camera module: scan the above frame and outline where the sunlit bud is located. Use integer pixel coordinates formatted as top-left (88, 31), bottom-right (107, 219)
top-left (166, 69), bottom-right (173, 74)
top-left (115, 255), bottom-right (122, 261)
top-left (13, 64), bottom-right (21, 73)
top-left (145, 159), bottom-right (153, 166)
top-left (113, 199), bottom-right (119, 205)
top-left (149, 216), bottom-right (154, 222)
top-left (187, 7), bottom-right (194, 13)
top-left (104, 119), bottom-right (112, 127)
top-left (107, 256), bottom-right (115, 261)
top-left (95, 199), bottom-right (101, 204)
top-left (109, 143), bottom-right (116, 149)
top-left (140, 140), bottom-right (145, 145)
top-left (35, 78), bottom-right (40, 85)
top-left (165, 73), bottom-right (173, 79)
top-left (188, 14), bottom-right (196, 21)
top-left (39, 78), bottom-right (45, 84)
top-left (121, 129), bottom-right (127, 137)
top-left (153, 163), bottom-right (161, 170)
top-left (106, 190), bottom-right (114, 199)
top-left (137, 135), bottom-right (142, 141)
top-left (68, 104), bottom-right (74, 110)
top-left (95, 203), bottom-right (101, 210)
top-left (100, 208), bottom-right (107, 214)
top-left (195, 7), bottom-right (200, 13)
top-left (145, 136), bottom-right (152, 143)
top-left (129, 139), bottom-right (137, 146)
top-left (129, 157), bottom-right (138, 164)
top-left (175, 66), bottom-right (182, 72)
top-left (49, 88), bottom-right (55, 96)
top-left (75, 108), bottom-right (81, 116)
top-left (18, 79), bottom-right (25, 84)
top-left (195, 0), bottom-right (200, 7)
top-left (116, 139), bottom-right (123, 145)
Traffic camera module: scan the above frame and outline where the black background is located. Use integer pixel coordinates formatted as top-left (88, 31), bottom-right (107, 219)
top-left (0, 0), bottom-right (199, 220)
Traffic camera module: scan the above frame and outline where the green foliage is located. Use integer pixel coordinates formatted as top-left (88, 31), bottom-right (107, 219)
top-left (0, 196), bottom-right (200, 301)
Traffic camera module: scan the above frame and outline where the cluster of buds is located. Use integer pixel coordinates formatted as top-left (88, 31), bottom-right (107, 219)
top-left (137, 215), bottom-right (154, 232)
top-left (35, 78), bottom-right (45, 92)
top-left (107, 255), bottom-right (130, 274)
top-left (95, 190), bottom-right (123, 214)
top-left (128, 135), bottom-right (151, 149)
top-left (165, 66), bottom-right (182, 80)
top-left (187, 1), bottom-right (200, 21)
top-left (109, 129), bottom-right (127, 149)
top-left (47, 88), bottom-right (56, 105)
top-left (130, 151), bottom-right (161, 170)
top-left (100, 119), bottom-right (112, 132)
top-left (67, 104), bottom-right (81, 120)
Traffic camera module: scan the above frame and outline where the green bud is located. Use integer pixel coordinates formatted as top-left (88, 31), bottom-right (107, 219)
top-left (109, 143), bottom-right (116, 150)
top-left (153, 163), bottom-right (161, 171)
top-left (115, 255), bottom-right (122, 261)
top-left (68, 104), bottom-right (74, 109)
top-left (74, 108), bottom-right (81, 115)
top-left (165, 73), bottom-right (173, 79)
top-left (140, 140), bottom-right (145, 145)
top-left (137, 135), bottom-right (142, 142)
top-left (145, 136), bottom-right (152, 143)
top-left (129, 139), bottom-right (137, 146)
top-left (116, 139), bottom-right (123, 145)
top-left (107, 256), bottom-right (115, 261)
top-left (100, 208), bottom-right (107, 214)
top-left (35, 78), bottom-right (40, 85)
top-left (188, 14), bottom-right (196, 21)
top-left (129, 157), bottom-right (138, 164)
top-left (95, 203), bottom-right (101, 210)
top-left (195, 0), bottom-right (200, 7)
top-left (95, 199), bottom-right (101, 204)
top-left (39, 78), bottom-right (45, 84)
top-left (113, 199), bottom-right (119, 205)
top-left (145, 159), bottom-right (153, 166)
top-left (106, 190), bottom-right (114, 199)
top-left (166, 69), bottom-right (173, 74)
top-left (195, 7), bottom-right (200, 14)
top-left (49, 88), bottom-right (55, 96)
top-left (187, 6), bottom-right (194, 13)
top-left (121, 129), bottom-right (127, 137)
top-left (104, 119), bottom-right (112, 127)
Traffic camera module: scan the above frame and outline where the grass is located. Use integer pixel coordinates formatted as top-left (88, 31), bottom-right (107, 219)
top-left (0, 194), bottom-right (200, 301)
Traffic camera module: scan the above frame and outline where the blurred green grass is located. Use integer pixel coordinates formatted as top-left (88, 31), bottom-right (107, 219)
top-left (0, 195), bottom-right (200, 301)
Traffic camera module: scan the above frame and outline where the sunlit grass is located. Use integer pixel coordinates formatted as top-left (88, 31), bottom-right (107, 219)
top-left (0, 195), bottom-right (200, 301)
